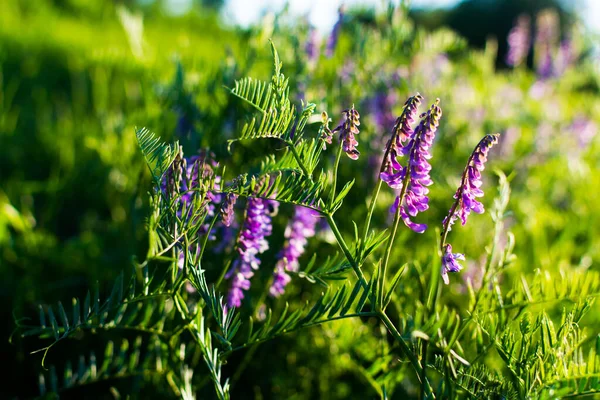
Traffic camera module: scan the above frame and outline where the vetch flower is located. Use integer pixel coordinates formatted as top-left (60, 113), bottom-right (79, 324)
top-left (380, 94), bottom-right (423, 189)
top-left (332, 106), bottom-right (361, 160)
top-left (226, 197), bottom-right (276, 308)
top-left (386, 98), bottom-right (442, 233)
top-left (441, 244), bottom-right (465, 285)
top-left (440, 133), bottom-right (500, 284)
top-left (269, 206), bottom-right (320, 297)
top-left (506, 15), bottom-right (531, 67)
top-left (443, 134), bottom-right (500, 230)
top-left (305, 25), bottom-right (320, 63)
top-left (326, 6), bottom-right (345, 58)
top-left (221, 193), bottom-right (238, 227)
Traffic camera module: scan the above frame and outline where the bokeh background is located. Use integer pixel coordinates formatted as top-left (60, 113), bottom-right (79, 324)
top-left (1, 0), bottom-right (599, 398)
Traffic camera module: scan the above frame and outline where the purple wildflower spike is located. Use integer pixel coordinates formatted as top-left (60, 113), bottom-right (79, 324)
top-left (226, 197), bottom-right (275, 308)
top-left (506, 15), bottom-right (531, 67)
top-left (443, 134), bottom-right (500, 231)
top-left (305, 25), bottom-right (321, 63)
top-left (270, 206), bottom-right (320, 297)
top-left (534, 9), bottom-right (559, 79)
top-left (380, 94), bottom-right (423, 189)
top-left (440, 133), bottom-right (500, 284)
top-left (387, 99), bottom-right (442, 233)
top-left (441, 244), bottom-right (465, 285)
top-left (332, 106), bottom-right (361, 160)
top-left (221, 193), bottom-right (238, 227)
top-left (326, 6), bottom-right (345, 58)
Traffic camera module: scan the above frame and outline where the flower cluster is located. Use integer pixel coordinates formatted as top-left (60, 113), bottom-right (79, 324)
top-left (326, 6), bottom-right (345, 58)
top-left (332, 106), bottom-right (361, 160)
top-left (381, 96), bottom-right (441, 233)
top-left (506, 15), bottom-right (531, 67)
top-left (380, 94), bottom-right (423, 188)
top-left (441, 244), bottom-right (465, 285)
top-left (270, 206), bottom-right (320, 297)
top-left (305, 25), bottom-right (320, 64)
top-left (443, 134), bottom-right (500, 230)
top-left (221, 192), bottom-right (238, 227)
top-left (440, 133), bottom-right (499, 284)
top-left (226, 197), bottom-right (277, 308)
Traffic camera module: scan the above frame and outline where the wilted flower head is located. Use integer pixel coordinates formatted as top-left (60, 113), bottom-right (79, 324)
top-left (221, 192), bottom-right (238, 227)
top-left (332, 106), bottom-right (361, 160)
top-left (441, 244), bottom-right (465, 285)
top-left (270, 206), bottom-right (320, 297)
top-left (506, 15), bottom-right (531, 67)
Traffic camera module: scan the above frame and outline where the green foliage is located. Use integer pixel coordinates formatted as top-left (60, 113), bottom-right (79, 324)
top-left (4, 0), bottom-right (600, 398)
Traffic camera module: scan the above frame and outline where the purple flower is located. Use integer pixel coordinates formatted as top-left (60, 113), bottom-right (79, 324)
top-left (380, 94), bottom-right (423, 189)
top-left (221, 193), bottom-right (238, 227)
top-left (441, 244), bottom-right (465, 285)
top-left (443, 134), bottom-right (500, 230)
top-left (440, 133), bottom-right (499, 285)
top-left (534, 9), bottom-right (559, 79)
top-left (506, 15), bottom-right (531, 67)
top-left (226, 197), bottom-right (276, 308)
top-left (305, 25), bottom-right (321, 63)
top-left (269, 206), bottom-right (320, 297)
top-left (332, 106), bottom-right (361, 160)
top-left (326, 6), bottom-right (345, 58)
top-left (369, 91), bottom-right (398, 133)
top-left (387, 99), bottom-right (442, 233)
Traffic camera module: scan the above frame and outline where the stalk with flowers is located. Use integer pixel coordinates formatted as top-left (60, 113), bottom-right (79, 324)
top-left (18, 41), bottom-right (600, 400)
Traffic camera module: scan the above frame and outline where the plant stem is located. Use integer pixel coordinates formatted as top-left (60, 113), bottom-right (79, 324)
top-left (377, 310), bottom-right (433, 398)
top-left (360, 179), bottom-right (383, 256)
top-left (287, 139), bottom-right (313, 182)
top-left (328, 143), bottom-right (344, 209)
top-left (325, 213), bottom-right (369, 290)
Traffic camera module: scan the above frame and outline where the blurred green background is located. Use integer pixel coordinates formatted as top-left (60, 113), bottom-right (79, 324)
top-left (1, 0), bottom-right (599, 398)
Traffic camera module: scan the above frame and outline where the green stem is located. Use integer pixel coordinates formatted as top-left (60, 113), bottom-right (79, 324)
top-left (377, 310), bottom-right (433, 398)
top-left (360, 179), bottom-right (383, 256)
top-left (325, 213), bottom-right (369, 290)
top-left (287, 139), bottom-right (313, 182)
top-left (329, 144), bottom-right (344, 210)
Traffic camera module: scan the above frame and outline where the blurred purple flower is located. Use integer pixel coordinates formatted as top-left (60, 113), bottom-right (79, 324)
top-left (534, 9), bottom-right (559, 79)
top-left (305, 25), bottom-right (321, 63)
top-left (506, 15), bottom-right (531, 67)
top-left (270, 206), bottom-right (320, 297)
top-left (226, 197), bottom-right (276, 308)
top-left (326, 6), bottom-right (345, 58)
top-left (369, 91), bottom-right (398, 133)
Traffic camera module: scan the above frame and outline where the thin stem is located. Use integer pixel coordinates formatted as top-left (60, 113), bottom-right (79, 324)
top-left (328, 143), bottom-right (344, 209)
top-left (379, 168), bottom-right (411, 306)
top-left (325, 213), bottom-right (369, 290)
top-left (287, 139), bottom-right (313, 181)
top-left (377, 310), bottom-right (433, 398)
top-left (360, 179), bottom-right (383, 256)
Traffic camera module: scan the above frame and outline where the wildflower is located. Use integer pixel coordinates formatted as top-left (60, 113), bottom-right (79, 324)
top-left (441, 244), bottom-right (465, 285)
top-left (440, 133), bottom-right (499, 284)
top-left (534, 9), bottom-right (559, 79)
top-left (386, 98), bottom-right (442, 233)
top-left (380, 94), bottom-right (423, 189)
top-left (506, 15), bottom-right (531, 67)
top-left (332, 106), bottom-right (361, 160)
top-left (269, 206), bottom-right (320, 297)
top-left (221, 193), bottom-right (238, 227)
top-left (369, 91), bottom-right (397, 134)
top-left (226, 197), bottom-right (275, 308)
top-left (443, 134), bottom-right (499, 230)
top-left (326, 6), bottom-right (345, 58)
top-left (305, 25), bottom-right (320, 63)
